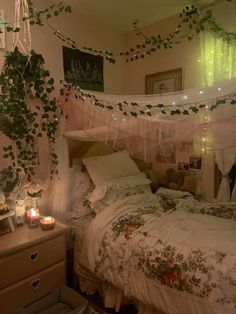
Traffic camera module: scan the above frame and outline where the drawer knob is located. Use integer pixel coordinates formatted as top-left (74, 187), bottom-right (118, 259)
top-left (31, 278), bottom-right (40, 290)
top-left (29, 251), bottom-right (39, 262)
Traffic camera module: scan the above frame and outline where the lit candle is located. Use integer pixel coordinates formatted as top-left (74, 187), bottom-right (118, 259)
top-left (27, 208), bottom-right (40, 228)
top-left (40, 216), bottom-right (55, 230)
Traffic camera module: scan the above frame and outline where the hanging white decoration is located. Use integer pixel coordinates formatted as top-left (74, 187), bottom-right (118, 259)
top-left (12, 0), bottom-right (31, 54)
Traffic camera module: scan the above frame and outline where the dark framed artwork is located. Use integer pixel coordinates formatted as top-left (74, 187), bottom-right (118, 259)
top-left (189, 156), bottom-right (202, 170)
top-left (63, 46), bottom-right (104, 92)
top-left (145, 68), bottom-right (182, 95)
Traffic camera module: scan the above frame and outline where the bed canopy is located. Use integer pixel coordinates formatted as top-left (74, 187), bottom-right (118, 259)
top-left (48, 77), bottom-right (236, 219)
top-left (60, 77), bottom-right (236, 161)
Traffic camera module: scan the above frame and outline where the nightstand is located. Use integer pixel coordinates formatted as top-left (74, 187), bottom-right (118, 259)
top-left (0, 222), bottom-right (68, 314)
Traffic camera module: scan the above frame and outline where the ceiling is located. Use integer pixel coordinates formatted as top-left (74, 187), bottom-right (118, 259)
top-left (68, 0), bottom-right (217, 33)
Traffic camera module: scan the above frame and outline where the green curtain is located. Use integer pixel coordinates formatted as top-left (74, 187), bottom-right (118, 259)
top-left (201, 1), bottom-right (236, 86)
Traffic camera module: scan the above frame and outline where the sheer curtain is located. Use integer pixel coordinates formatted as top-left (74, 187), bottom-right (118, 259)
top-left (215, 148), bottom-right (236, 202)
top-left (201, 1), bottom-right (236, 86)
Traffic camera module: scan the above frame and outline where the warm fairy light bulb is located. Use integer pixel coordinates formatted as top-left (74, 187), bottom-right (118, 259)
top-left (217, 87), bottom-right (221, 91)
top-left (202, 137), bottom-right (206, 142)
top-left (172, 102), bottom-right (176, 105)
top-left (205, 105), bottom-right (208, 109)
top-left (201, 147), bottom-right (206, 153)
top-left (183, 95), bottom-right (188, 100)
top-left (204, 116), bottom-right (208, 120)
top-left (199, 90), bottom-right (203, 94)
top-left (197, 59), bottom-right (201, 63)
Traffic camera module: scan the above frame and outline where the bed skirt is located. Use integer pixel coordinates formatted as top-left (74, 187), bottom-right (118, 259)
top-left (74, 264), bottom-right (159, 314)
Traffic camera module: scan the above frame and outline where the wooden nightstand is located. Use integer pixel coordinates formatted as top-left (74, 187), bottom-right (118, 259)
top-left (0, 222), bottom-right (68, 314)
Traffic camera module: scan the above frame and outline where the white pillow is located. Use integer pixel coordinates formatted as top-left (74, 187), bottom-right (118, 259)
top-left (82, 151), bottom-right (140, 187)
top-left (156, 187), bottom-right (193, 199)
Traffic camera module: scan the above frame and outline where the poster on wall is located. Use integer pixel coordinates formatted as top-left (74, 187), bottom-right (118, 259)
top-left (0, 10), bottom-right (5, 49)
top-left (63, 46), bottom-right (104, 92)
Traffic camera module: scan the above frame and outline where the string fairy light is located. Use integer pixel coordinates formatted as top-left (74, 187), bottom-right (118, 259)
top-left (63, 81), bottom-right (236, 118)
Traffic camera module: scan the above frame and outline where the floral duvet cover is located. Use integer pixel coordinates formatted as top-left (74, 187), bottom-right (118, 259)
top-left (79, 193), bottom-right (236, 314)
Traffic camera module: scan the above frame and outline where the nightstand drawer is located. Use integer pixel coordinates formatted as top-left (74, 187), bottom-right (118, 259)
top-left (0, 235), bottom-right (65, 289)
top-left (0, 260), bottom-right (66, 314)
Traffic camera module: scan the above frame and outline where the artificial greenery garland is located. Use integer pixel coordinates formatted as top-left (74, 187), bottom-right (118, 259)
top-left (61, 83), bottom-right (236, 118)
top-left (31, 0), bottom-right (235, 64)
top-left (0, 48), bottom-right (61, 193)
top-left (2, 0), bottom-right (235, 64)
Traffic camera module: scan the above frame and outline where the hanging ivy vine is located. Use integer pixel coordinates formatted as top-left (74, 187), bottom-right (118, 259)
top-left (25, 0), bottom-right (235, 64)
top-left (61, 83), bottom-right (236, 118)
top-left (0, 48), bottom-right (61, 193)
top-left (2, 0), bottom-right (235, 64)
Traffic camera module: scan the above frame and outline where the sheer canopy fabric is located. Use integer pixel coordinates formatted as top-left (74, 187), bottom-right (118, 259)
top-left (60, 77), bottom-right (236, 163)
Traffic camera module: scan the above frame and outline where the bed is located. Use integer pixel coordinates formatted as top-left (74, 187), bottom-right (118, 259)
top-left (67, 149), bottom-right (236, 314)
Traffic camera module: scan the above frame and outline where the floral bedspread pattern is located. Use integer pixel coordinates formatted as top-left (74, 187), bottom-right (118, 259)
top-left (79, 193), bottom-right (236, 313)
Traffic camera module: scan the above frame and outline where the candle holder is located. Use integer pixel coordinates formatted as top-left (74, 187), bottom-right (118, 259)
top-left (15, 200), bottom-right (25, 226)
top-left (27, 208), bottom-right (40, 228)
top-left (40, 216), bottom-right (55, 230)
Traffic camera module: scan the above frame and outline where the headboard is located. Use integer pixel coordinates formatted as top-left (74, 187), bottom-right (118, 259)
top-left (66, 138), bottom-right (114, 167)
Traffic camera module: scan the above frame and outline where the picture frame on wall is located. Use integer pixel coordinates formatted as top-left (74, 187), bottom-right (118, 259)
top-left (145, 68), bottom-right (182, 95)
top-left (189, 156), bottom-right (202, 170)
top-left (0, 10), bottom-right (5, 49)
top-left (63, 46), bottom-right (104, 92)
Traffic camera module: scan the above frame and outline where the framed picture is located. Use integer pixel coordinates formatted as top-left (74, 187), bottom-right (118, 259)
top-left (63, 46), bottom-right (104, 92)
top-left (189, 156), bottom-right (202, 170)
top-left (0, 10), bottom-right (5, 49)
top-left (145, 68), bottom-right (182, 95)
